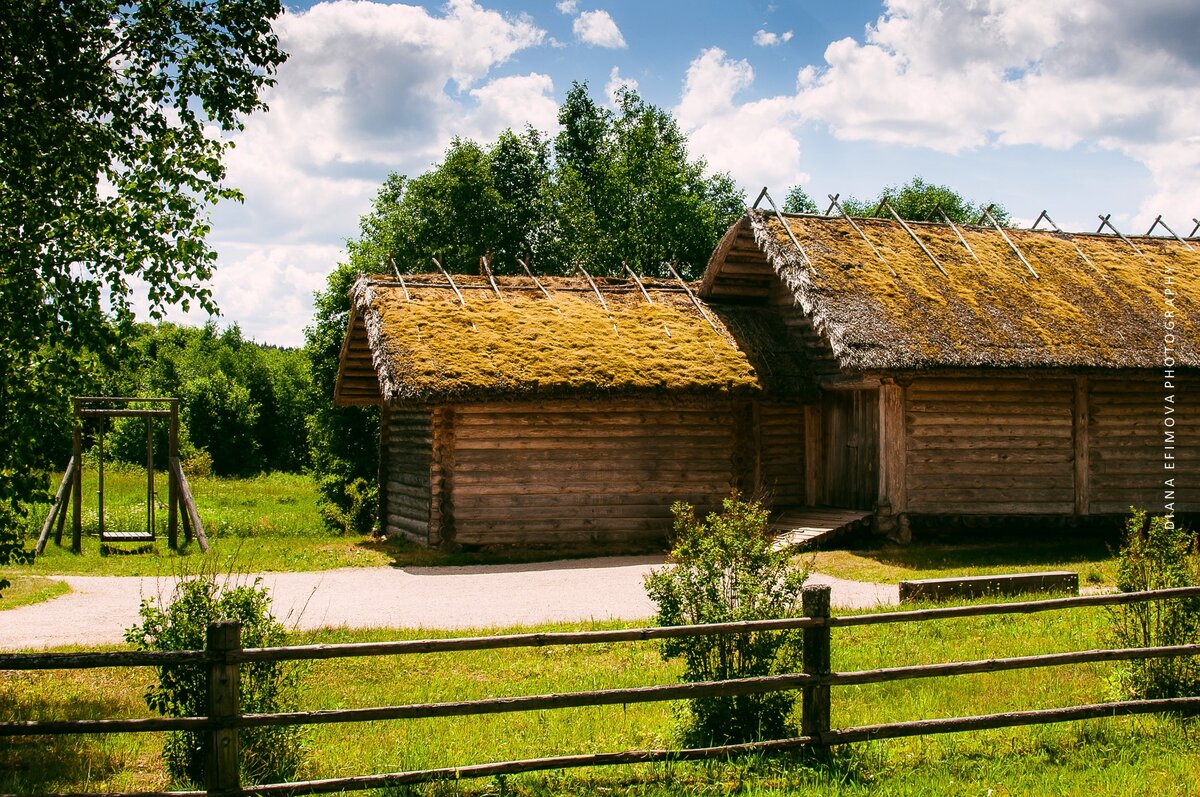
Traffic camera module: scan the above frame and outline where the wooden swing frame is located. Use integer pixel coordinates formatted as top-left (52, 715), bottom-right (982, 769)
top-left (35, 397), bottom-right (208, 555)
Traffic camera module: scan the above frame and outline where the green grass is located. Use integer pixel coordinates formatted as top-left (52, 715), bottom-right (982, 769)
top-left (3, 600), bottom-right (1198, 795)
top-left (0, 576), bottom-right (70, 610)
top-left (806, 537), bottom-right (1119, 588)
top-left (8, 466), bottom-right (655, 581)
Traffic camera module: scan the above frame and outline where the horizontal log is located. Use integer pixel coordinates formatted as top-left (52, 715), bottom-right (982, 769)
top-left (455, 517), bottom-right (671, 534)
top-left (907, 414), bottom-right (1072, 427)
top-left (907, 475), bottom-right (1069, 491)
top-left (905, 501), bottom-right (1073, 514)
top-left (386, 515), bottom-right (429, 535)
top-left (907, 427), bottom-right (1072, 441)
top-left (236, 698), bottom-right (1200, 796)
top-left (905, 488), bottom-right (1072, 502)
top-left (456, 399), bottom-right (733, 415)
top-left (450, 475), bottom-right (733, 491)
top-left (907, 402), bottom-right (1073, 416)
top-left (907, 451), bottom-right (1072, 463)
top-left (451, 429), bottom-right (735, 444)
top-left (453, 504), bottom-right (674, 521)
top-left (450, 493), bottom-right (676, 510)
top-left (452, 437), bottom-right (734, 452)
top-left (0, 648), bottom-right (205, 671)
top-left (385, 492), bottom-right (429, 513)
top-left (906, 461), bottom-right (1071, 477)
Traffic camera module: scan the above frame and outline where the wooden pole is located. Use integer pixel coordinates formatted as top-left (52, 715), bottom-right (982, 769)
top-left (169, 401), bottom-right (179, 549)
top-left (72, 399), bottom-right (82, 553)
top-left (1096, 214), bottom-right (1142, 255)
top-left (206, 621), bottom-right (242, 797)
top-left (881, 199), bottom-right (946, 276)
top-left (146, 415), bottom-right (155, 538)
top-left (97, 417), bottom-right (105, 542)
top-left (801, 585), bottom-right (832, 746)
top-left (979, 205), bottom-right (1039, 279)
top-left (37, 458), bottom-right (75, 555)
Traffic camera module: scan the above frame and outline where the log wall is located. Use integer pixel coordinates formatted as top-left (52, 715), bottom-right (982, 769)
top-left (446, 400), bottom-right (742, 547)
top-left (382, 410), bottom-right (433, 543)
top-left (757, 403), bottom-right (806, 505)
top-left (898, 374), bottom-right (1198, 517)
top-left (1088, 377), bottom-right (1199, 515)
top-left (902, 377), bottom-right (1076, 515)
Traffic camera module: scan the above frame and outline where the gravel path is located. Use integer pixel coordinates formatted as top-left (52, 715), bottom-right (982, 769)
top-left (0, 557), bottom-right (897, 650)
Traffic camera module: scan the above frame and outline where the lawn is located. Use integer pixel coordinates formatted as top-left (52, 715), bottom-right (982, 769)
top-left (3, 597), bottom-right (1197, 795)
top-left (806, 536), bottom-right (1119, 588)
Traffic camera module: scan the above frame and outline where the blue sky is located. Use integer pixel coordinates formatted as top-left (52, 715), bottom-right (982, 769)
top-left (168, 0), bottom-right (1199, 346)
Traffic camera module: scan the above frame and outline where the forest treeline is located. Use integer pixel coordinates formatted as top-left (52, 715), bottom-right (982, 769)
top-left (76, 323), bottom-right (311, 478)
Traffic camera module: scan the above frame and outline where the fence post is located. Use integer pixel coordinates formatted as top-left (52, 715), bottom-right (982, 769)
top-left (802, 585), bottom-right (832, 747)
top-left (207, 621), bottom-right (242, 797)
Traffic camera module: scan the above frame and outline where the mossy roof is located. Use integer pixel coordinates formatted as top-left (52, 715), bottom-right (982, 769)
top-left (339, 273), bottom-right (811, 405)
top-left (711, 210), bottom-right (1200, 371)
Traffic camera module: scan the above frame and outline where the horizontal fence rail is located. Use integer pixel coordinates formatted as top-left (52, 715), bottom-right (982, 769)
top-left (2, 585), bottom-right (1200, 797)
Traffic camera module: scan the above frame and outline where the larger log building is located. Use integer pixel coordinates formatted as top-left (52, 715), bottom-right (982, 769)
top-left (336, 210), bottom-right (1199, 548)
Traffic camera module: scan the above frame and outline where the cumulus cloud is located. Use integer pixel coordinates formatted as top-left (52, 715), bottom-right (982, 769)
top-left (675, 48), bottom-right (808, 196)
top-left (604, 66), bottom-right (639, 106)
top-left (753, 29), bottom-right (793, 47)
top-left (793, 0), bottom-right (1200, 223)
top-left (194, 0), bottom-right (549, 344)
top-left (573, 10), bottom-right (627, 48)
top-left (555, 0), bottom-right (577, 13)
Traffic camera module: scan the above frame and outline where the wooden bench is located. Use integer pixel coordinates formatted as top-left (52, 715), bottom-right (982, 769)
top-left (898, 571), bottom-right (1079, 603)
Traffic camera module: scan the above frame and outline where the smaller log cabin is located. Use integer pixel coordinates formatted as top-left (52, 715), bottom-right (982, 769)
top-left (335, 274), bottom-right (811, 549)
top-left (701, 210), bottom-right (1199, 538)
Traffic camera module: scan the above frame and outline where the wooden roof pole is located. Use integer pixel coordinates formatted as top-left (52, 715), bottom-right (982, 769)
top-left (881, 198), bottom-right (947, 276)
top-left (517, 257), bottom-right (554, 301)
top-left (625, 262), bottom-right (673, 339)
top-left (431, 257), bottom-right (466, 306)
top-left (1096, 214), bottom-right (1142, 255)
top-left (1191, 219), bottom-right (1199, 238)
top-left (623, 262), bottom-right (653, 304)
top-left (480, 254), bottom-right (505, 300)
top-left (665, 261), bottom-right (725, 341)
top-left (933, 203), bottom-right (980, 265)
top-left (1146, 215), bottom-right (1195, 250)
top-left (978, 205), bottom-right (1039, 280)
top-left (388, 256), bottom-right (411, 301)
top-left (574, 262), bottom-right (618, 335)
top-left (1031, 210), bottom-right (1097, 270)
top-left (758, 188), bottom-right (813, 268)
top-left (827, 193), bottom-right (895, 276)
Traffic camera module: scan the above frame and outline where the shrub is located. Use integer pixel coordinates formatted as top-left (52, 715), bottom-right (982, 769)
top-left (1108, 510), bottom-right (1200, 700)
top-left (124, 576), bottom-right (306, 786)
top-left (318, 475), bottom-right (377, 535)
top-left (644, 496), bottom-right (808, 745)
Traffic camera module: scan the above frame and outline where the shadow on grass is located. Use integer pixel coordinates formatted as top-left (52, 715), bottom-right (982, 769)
top-left (852, 538), bottom-right (1115, 575)
top-left (355, 536), bottom-right (665, 571)
top-left (0, 689), bottom-right (159, 794)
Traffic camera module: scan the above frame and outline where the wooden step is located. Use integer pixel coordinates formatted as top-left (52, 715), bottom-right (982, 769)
top-left (769, 506), bottom-right (873, 550)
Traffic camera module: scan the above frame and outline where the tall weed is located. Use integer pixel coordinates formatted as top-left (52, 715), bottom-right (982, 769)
top-left (1108, 510), bottom-right (1200, 699)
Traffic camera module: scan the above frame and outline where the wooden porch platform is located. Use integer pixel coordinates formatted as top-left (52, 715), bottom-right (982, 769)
top-left (769, 507), bottom-right (874, 550)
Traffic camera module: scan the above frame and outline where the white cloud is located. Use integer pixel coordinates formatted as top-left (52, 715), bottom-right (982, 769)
top-left (792, 0), bottom-right (1200, 224)
top-left (604, 66), bottom-right (639, 107)
top-left (555, 0), bottom-right (577, 13)
top-left (753, 29), bottom-right (793, 47)
top-left (573, 10), bottom-right (626, 48)
top-left (191, 0), bottom-right (549, 344)
top-left (675, 48), bottom-right (808, 196)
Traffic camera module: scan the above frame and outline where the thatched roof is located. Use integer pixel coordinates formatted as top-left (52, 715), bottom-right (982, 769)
top-left (701, 210), bottom-right (1200, 371)
top-left (335, 273), bottom-right (812, 406)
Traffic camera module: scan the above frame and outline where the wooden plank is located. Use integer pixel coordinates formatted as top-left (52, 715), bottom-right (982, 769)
top-left (804, 405), bottom-right (821, 507)
top-left (899, 572), bottom-right (1079, 602)
top-left (880, 382), bottom-right (906, 514)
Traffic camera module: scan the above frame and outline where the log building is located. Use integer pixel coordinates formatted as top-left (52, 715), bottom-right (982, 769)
top-left (335, 274), bottom-right (810, 548)
top-left (336, 211), bottom-right (1199, 548)
top-left (700, 210), bottom-right (1198, 538)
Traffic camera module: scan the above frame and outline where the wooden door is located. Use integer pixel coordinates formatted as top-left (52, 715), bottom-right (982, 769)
top-left (821, 390), bottom-right (879, 509)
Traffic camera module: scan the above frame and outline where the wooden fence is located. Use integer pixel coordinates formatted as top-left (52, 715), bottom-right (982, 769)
top-left (3, 585), bottom-right (1200, 797)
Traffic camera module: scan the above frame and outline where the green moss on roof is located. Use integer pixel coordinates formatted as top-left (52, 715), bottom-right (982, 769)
top-left (353, 275), bottom-right (775, 402)
top-left (752, 212), bottom-right (1200, 370)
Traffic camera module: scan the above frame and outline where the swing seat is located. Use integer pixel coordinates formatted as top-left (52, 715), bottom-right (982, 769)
top-left (100, 531), bottom-right (156, 543)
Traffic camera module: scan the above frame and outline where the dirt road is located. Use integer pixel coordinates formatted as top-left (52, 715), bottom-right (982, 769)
top-left (0, 557), bottom-right (897, 649)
